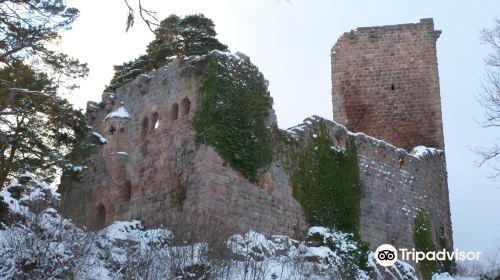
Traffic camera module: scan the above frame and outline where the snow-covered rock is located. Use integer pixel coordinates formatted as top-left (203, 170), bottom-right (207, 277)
top-left (0, 176), bottom-right (473, 280)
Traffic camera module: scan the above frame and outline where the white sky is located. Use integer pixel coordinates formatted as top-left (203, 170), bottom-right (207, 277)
top-left (60, 0), bottom-right (500, 261)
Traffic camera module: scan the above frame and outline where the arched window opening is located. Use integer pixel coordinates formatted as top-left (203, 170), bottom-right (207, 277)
top-left (121, 181), bottom-right (132, 201)
top-left (151, 112), bottom-right (159, 130)
top-left (181, 98), bottom-right (191, 116)
top-left (142, 116), bottom-right (149, 138)
top-left (120, 127), bottom-right (125, 133)
top-left (171, 103), bottom-right (179, 121)
top-left (95, 203), bottom-right (106, 229)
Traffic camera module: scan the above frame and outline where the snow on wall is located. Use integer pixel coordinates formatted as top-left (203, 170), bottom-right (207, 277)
top-left (290, 116), bottom-right (452, 255)
top-left (59, 56), bottom-right (306, 237)
top-left (60, 47), bottom-right (452, 276)
top-left (331, 18), bottom-right (445, 151)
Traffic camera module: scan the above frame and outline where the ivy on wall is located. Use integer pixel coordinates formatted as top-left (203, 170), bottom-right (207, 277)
top-left (289, 120), bottom-right (361, 238)
top-left (414, 210), bottom-right (438, 280)
top-left (193, 53), bottom-right (273, 182)
top-left (437, 225), bottom-right (457, 275)
top-left (170, 184), bottom-right (187, 208)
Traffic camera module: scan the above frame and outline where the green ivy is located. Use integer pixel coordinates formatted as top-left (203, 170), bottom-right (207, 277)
top-left (170, 183), bottom-right (187, 207)
top-left (414, 210), bottom-right (438, 280)
top-left (437, 225), bottom-right (457, 275)
top-left (193, 54), bottom-right (273, 182)
top-left (290, 120), bottom-right (361, 238)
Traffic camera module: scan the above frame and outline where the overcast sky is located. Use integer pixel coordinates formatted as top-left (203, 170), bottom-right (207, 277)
top-left (60, 0), bottom-right (500, 261)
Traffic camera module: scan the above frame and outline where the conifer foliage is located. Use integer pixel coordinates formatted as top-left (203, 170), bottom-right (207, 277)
top-left (0, 62), bottom-right (96, 188)
top-left (0, 1), bottom-right (95, 188)
top-left (105, 14), bottom-right (228, 92)
top-left (0, 0), bottom-right (88, 85)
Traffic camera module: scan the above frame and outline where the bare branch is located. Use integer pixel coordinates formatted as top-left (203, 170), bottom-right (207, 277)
top-left (122, 0), bottom-right (158, 33)
top-left (138, 0), bottom-right (159, 32)
top-left (477, 19), bottom-right (500, 178)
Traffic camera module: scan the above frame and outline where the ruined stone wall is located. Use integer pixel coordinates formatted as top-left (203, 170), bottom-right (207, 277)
top-left (288, 116), bottom-right (453, 252)
top-left (60, 20), bottom-right (453, 268)
top-left (331, 18), bottom-right (444, 151)
top-left (60, 57), bottom-right (306, 237)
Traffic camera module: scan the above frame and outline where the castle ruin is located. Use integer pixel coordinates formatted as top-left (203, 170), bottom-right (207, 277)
top-left (59, 18), bottom-right (452, 265)
top-left (331, 18), bottom-right (444, 151)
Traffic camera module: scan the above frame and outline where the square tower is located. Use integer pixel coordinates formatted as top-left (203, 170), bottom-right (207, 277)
top-left (331, 18), bottom-right (444, 151)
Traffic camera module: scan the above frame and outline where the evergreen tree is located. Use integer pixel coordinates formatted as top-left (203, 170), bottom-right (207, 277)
top-left (0, 0), bottom-right (88, 89)
top-left (0, 61), bottom-right (96, 188)
top-left (105, 14), bottom-right (228, 92)
top-left (0, 1), bottom-right (91, 188)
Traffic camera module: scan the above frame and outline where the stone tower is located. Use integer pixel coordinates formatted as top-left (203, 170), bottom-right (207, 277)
top-left (60, 26), bottom-right (453, 270)
top-left (331, 18), bottom-right (444, 151)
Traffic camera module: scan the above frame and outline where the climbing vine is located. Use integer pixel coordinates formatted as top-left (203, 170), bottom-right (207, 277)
top-left (290, 120), bottom-right (361, 238)
top-left (414, 210), bottom-right (438, 280)
top-left (437, 225), bottom-right (457, 275)
top-left (169, 183), bottom-right (187, 208)
top-left (193, 53), bottom-right (273, 182)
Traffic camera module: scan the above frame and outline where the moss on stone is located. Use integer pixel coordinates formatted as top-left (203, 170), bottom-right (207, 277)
top-left (193, 54), bottom-right (273, 182)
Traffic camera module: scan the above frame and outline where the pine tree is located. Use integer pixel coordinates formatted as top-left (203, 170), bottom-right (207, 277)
top-left (0, 1), bottom-right (92, 188)
top-left (0, 0), bottom-right (88, 86)
top-left (105, 14), bottom-right (228, 92)
top-left (0, 61), bottom-right (96, 187)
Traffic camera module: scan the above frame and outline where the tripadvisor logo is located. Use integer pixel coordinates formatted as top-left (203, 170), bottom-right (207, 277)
top-left (374, 244), bottom-right (481, 267)
top-left (375, 244), bottom-right (398, 266)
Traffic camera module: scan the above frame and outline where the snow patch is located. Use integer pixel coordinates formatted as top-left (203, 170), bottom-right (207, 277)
top-left (105, 106), bottom-right (130, 119)
top-left (411, 145), bottom-right (441, 158)
top-left (92, 132), bottom-right (108, 144)
top-left (432, 272), bottom-right (479, 280)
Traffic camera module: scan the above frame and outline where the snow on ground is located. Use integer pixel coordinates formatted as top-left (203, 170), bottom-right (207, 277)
top-left (432, 273), bottom-right (479, 280)
top-left (0, 176), bottom-right (483, 280)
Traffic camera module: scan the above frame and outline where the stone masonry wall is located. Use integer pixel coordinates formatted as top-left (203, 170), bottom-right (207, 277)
top-left (59, 55), bottom-right (306, 237)
top-left (331, 18), bottom-right (444, 151)
top-left (60, 20), bottom-right (453, 271)
top-left (288, 116), bottom-right (453, 253)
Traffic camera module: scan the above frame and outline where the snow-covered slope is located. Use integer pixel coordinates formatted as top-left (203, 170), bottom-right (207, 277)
top-left (0, 176), bottom-right (477, 280)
